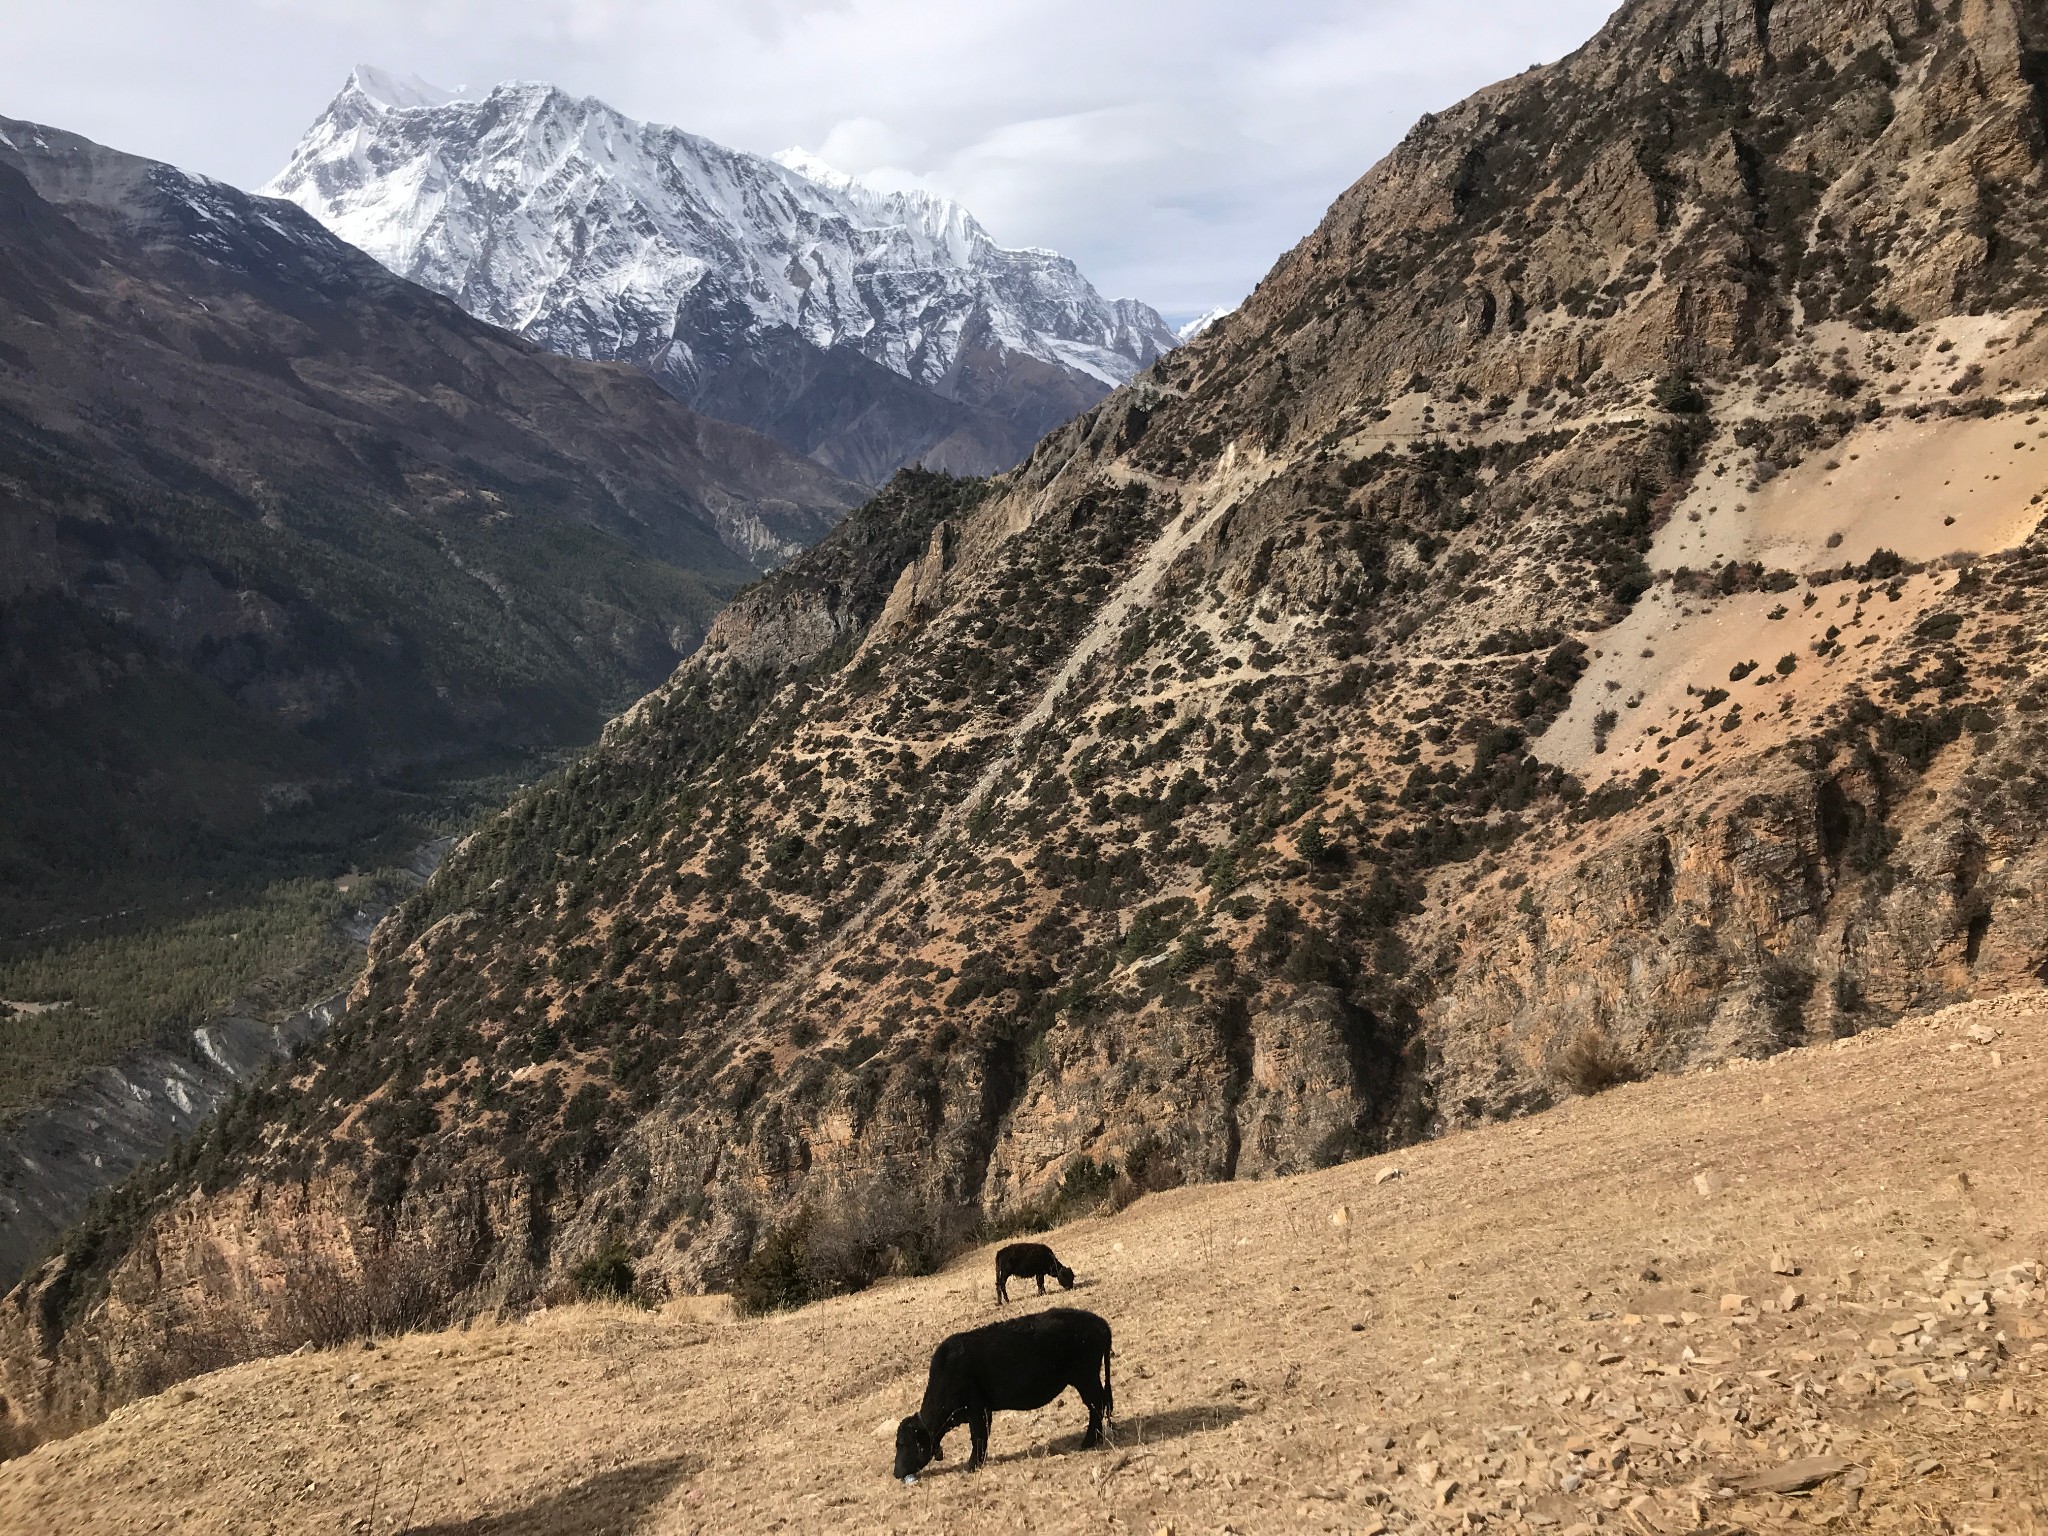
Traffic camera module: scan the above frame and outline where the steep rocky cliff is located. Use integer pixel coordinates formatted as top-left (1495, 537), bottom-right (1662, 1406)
top-left (10, 0), bottom-right (2048, 1448)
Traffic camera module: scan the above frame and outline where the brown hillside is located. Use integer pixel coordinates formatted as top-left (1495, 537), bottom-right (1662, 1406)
top-left (1, 993), bottom-right (2042, 1534)
top-left (10, 0), bottom-right (2048, 1450)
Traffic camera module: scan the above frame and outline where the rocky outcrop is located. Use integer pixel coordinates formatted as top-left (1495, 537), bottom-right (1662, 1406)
top-left (1423, 642), bottom-right (2048, 1122)
top-left (875, 521), bottom-right (959, 634)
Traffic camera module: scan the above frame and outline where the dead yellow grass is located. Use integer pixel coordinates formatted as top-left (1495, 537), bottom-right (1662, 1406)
top-left (3, 995), bottom-right (2044, 1535)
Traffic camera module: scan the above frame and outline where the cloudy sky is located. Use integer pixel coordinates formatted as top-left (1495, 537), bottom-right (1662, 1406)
top-left (1, 0), bottom-right (1620, 325)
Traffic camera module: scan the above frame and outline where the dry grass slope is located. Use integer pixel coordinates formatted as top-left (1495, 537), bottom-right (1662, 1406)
top-left (3, 995), bottom-right (2043, 1535)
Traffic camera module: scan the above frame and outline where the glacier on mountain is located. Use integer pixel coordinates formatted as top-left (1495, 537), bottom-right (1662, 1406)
top-left (264, 69), bottom-right (1176, 477)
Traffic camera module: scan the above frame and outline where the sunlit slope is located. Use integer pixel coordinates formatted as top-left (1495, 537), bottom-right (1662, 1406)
top-left (3, 995), bottom-right (2042, 1534)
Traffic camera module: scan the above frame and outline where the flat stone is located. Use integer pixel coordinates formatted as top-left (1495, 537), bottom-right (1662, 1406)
top-left (1719, 1455), bottom-right (1855, 1495)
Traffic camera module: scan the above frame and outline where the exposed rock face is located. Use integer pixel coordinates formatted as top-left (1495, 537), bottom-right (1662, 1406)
top-left (12, 0), bottom-right (2048, 1448)
top-left (0, 999), bottom-right (343, 1293)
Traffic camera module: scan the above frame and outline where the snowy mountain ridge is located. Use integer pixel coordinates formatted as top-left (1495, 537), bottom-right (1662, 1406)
top-left (264, 69), bottom-right (1177, 479)
top-left (1176, 304), bottom-right (1238, 343)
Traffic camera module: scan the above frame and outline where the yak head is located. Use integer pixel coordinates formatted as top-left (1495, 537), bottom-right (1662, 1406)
top-left (893, 1415), bottom-right (942, 1482)
top-left (1055, 1263), bottom-right (1076, 1290)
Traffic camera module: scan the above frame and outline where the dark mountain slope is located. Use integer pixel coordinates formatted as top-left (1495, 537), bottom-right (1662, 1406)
top-left (0, 117), bottom-right (861, 935)
top-left (11, 0), bottom-right (2048, 1445)
top-left (670, 314), bottom-right (1034, 485)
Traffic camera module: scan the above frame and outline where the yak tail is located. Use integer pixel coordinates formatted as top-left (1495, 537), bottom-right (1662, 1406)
top-left (1103, 1345), bottom-right (1115, 1419)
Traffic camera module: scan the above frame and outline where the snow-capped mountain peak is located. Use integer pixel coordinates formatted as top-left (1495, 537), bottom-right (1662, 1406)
top-left (1176, 304), bottom-right (1239, 343)
top-left (771, 146), bottom-right (859, 194)
top-left (348, 65), bottom-right (471, 114)
top-left (265, 73), bottom-right (1178, 482)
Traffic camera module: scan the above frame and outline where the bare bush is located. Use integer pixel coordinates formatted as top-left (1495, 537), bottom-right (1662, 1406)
top-left (732, 1182), bottom-right (976, 1316)
top-left (268, 1235), bottom-right (465, 1351)
top-left (126, 1299), bottom-right (268, 1401)
top-left (1551, 1027), bottom-right (1641, 1096)
top-left (1110, 1138), bottom-right (1185, 1212)
top-left (0, 1398), bottom-right (41, 1462)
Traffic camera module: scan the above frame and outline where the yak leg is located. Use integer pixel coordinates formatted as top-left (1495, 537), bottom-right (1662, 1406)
top-left (965, 1407), bottom-right (993, 1470)
top-left (1080, 1387), bottom-right (1105, 1448)
top-left (1078, 1358), bottom-right (1111, 1447)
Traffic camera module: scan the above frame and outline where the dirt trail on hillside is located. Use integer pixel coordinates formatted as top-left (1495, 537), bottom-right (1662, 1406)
top-left (4, 996), bottom-right (2044, 1535)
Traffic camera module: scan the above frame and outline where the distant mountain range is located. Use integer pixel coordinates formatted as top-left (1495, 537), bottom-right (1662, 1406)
top-left (0, 111), bottom-right (861, 933)
top-left (265, 68), bottom-right (1179, 484)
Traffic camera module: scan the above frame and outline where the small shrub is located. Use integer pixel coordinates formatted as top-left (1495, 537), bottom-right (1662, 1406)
top-left (731, 1218), bottom-right (814, 1316)
top-left (1551, 1027), bottom-right (1641, 1096)
top-left (1295, 821), bottom-right (1333, 865)
top-left (1591, 709), bottom-right (1618, 754)
top-left (571, 1234), bottom-right (637, 1302)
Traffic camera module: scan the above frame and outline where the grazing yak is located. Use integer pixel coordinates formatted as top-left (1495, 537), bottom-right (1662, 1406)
top-left (995, 1241), bottom-right (1075, 1302)
top-left (892, 1308), bottom-right (1113, 1482)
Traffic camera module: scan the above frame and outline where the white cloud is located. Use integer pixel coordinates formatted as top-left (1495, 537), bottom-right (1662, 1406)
top-left (814, 117), bottom-right (926, 178)
top-left (1, 0), bottom-right (1621, 319)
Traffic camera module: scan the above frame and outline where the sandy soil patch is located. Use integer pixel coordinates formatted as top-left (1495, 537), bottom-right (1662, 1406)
top-left (1535, 566), bottom-right (1958, 781)
top-left (1671, 412), bottom-right (2048, 575)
